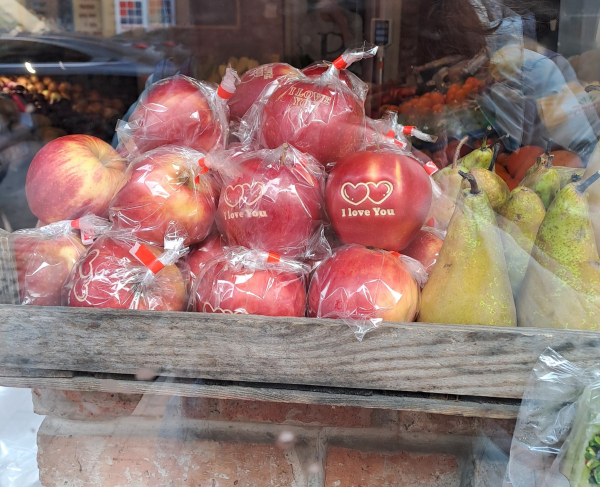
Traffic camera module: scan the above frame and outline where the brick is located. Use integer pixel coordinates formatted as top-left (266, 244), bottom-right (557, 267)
top-left (398, 411), bottom-right (516, 439)
top-left (324, 447), bottom-right (461, 487)
top-left (32, 389), bottom-right (142, 420)
top-left (182, 397), bottom-right (373, 427)
top-left (38, 420), bottom-right (296, 487)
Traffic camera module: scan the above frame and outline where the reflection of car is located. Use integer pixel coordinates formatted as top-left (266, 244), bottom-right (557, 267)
top-left (0, 34), bottom-right (158, 77)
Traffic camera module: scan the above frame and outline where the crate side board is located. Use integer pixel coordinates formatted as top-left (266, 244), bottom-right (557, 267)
top-left (0, 305), bottom-right (596, 399)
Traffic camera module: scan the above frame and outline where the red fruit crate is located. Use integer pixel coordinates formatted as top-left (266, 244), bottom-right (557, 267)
top-left (0, 228), bottom-right (596, 420)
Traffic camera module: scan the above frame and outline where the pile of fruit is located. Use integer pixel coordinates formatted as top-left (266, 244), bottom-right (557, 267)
top-left (0, 74), bottom-right (130, 142)
top-left (10, 44), bottom-right (600, 336)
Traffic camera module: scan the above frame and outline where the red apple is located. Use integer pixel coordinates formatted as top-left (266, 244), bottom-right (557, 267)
top-left (401, 230), bottom-right (444, 275)
top-left (308, 245), bottom-right (420, 322)
top-left (124, 75), bottom-right (222, 155)
top-left (109, 146), bottom-right (217, 247)
top-left (229, 63), bottom-right (300, 122)
top-left (13, 224), bottom-right (85, 306)
top-left (216, 146), bottom-right (326, 257)
top-left (194, 260), bottom-right (306, 317)
top-left (302, 62), bottom-right (353, 90)
top-left (26, 135), bottom-right (126, 223)
top-left (186, 233), bottom-right (227, 291)
top-left (325, 149), bottom-right (432, 251)
top-left (259, 77), bottom-right (366, 167)
top-left (65, 236), bottom-right (186, 311)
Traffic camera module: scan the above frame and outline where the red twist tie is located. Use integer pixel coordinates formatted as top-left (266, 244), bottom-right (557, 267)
top-left (426, 218), bottom-right (435, 227)
top-left (332, 56), bottom-right (347, 70)
top-left (70, 219), bottom-right (81, 229)
top-left (194, 158), bottom-right (209, 184)
top-left (267, 252), bottom-right (281, 264)
top-left (402, 126), bottom-right (416, 135)
top-left (129, 243), bottom-right (165, 274)
top-left (385, 130), bottom-right (395, 139)
top-left (423, 161), bottom-right (439, 176)
top-left (389, 251), bottom-right (401, 259)
top-left (217, 84), bottom-right (234, 100)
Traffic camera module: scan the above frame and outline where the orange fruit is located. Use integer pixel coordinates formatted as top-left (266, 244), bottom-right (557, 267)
top-left (431, 103), bottom-right (444, 113)
top-left (550, 150), bottom-right (584, 168)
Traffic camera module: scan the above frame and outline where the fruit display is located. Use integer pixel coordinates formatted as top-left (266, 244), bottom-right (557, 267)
top-left (10, 43), bottom-right (600, 336)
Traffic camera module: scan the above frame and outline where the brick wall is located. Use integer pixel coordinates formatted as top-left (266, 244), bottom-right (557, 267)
top-left (33, 389), bottom-right (515, 486)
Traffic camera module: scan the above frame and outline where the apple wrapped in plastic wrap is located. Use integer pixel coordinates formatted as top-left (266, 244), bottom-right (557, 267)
top-left (239, 44), bottom-right (377, 168)
top-left (184, 232), bottom-right (227, 293)
top-left (117, 68), bottom-right (240, 157)
top-left (307, 245), bottom-right (426, 340)
top-left (109, 145), bottom-right (226, 247)
top-left (63, 229), bottom-right (189, 311)
top-left (191, 247), bottom-right (309, 317)
top-left (13, 215), bottom-right (111, 306)
top-left (215, 143), bottom-right (329, 259)
top-left (302, 60), bottom-right (369, 100)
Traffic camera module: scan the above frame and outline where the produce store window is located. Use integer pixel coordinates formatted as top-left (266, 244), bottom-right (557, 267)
top-left (0, 41), bottom-right (91, 64)
top-left (115, 0), bottom-right (175, 33)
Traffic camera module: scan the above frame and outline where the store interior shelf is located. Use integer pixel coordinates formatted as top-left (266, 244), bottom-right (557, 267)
top-left (0, 304), bottom-right (597, 418)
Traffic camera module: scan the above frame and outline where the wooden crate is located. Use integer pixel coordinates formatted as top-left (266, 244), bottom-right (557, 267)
top-left (1, 230), bottom-right (596, 420)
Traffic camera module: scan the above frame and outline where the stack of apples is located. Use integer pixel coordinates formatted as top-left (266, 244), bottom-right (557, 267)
top-left (15, 45), bottom-right (445, 336)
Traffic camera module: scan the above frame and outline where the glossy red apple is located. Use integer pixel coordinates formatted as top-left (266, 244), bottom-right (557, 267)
top-left (259, 77), bottom-right (366, 166)
top-left (325, 149), bottom-right (432, 251)
top-left (109, 146), bottom-right (217, 247)
top-left (26, 135), bottom-right (126, 223)
top-left (186, 233), bottom-right (227, 291)
top-left (65, 236), bottom-right (186, 311)
top-left (216, 146), bottom-right (326, 257)
top-left (228, 63), bottom-right (300, 122)
top-left (194, 260), bottom-right (306, 317)
top-left (302, 62), bottom-right (353, 90)
top-left (124, 75), bottom-right (223, 155)
top-left (308, 245), bottom-right (420, 322)
top-left (401, 230), bottom-right (444, 275)
top-left (13, 224), bottom-right (85, 306)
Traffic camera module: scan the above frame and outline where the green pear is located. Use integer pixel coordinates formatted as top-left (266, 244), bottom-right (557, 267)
top-left (457, 128), bottom-right (496, 170)
top-left (555, 167), bottom-right (584, 188)
top-left (462, 144), bottom-right (510, 212)
top-left (428, 135), bottom-right (469, 230)
top-left (519, 154), bottom-right (560, 209)
top-left (517, 171), bottom-right (600, 330)
top-left (419, 172), bottom-right (517, 326)
top-left (497, 187), bottom-right (546, 298)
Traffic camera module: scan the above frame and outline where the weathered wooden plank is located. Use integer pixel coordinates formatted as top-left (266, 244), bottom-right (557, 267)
top-left (0, 305), bottom-right (596, 398)
top-left (0, 375), bottom-right (520, 419)
top-left (0, 230), bottom-right (19, 305)
top-left (0, 367), bottom-right (74, 378)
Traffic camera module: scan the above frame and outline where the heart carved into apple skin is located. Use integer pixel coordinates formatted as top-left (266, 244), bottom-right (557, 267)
top-left (325, 150), bottom-right (433, 251)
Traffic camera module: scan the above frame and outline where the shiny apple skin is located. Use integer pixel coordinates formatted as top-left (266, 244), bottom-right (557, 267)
top-left (401, 230), bottom-right (444, 275)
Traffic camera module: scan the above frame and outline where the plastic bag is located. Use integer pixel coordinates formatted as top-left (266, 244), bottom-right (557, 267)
top-left (239, 44), bottom-right (377, 168)
top-left (228, 63), bottom-right (302, 122)
top-left (109, 145), bottom-right (222, 247)
top-left (302, 60), bottom-right (370, 102)
top-left (63, 229), bottom-right (188, 311)
top-left (191, 246), bottom-right (309, 317)
top-left (503, 348), bottom-right (600, 487)
top-left (117, 68), bottom-right (240, 157)
top-left (307, 244), bottom-right (423, 340)
top-left (13, 220), bottom-right (86, 306)
top-left (184, 232), bottom-right (227, 293)
top-left (215, 143), bottom-right (328, 258)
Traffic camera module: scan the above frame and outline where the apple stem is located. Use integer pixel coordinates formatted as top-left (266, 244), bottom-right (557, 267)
top-left (453, 135), bottom-right (469, 169)
top-left (488, 143), bottom-right (500, 172)
top-left (577, 170), bottom-right (600, 193)
top-left (459, 170), bottom-right (481, 194)
top-left (281, 143), bottom-right (289, 165)
top-left (374, 135), bottom-right (381, 152)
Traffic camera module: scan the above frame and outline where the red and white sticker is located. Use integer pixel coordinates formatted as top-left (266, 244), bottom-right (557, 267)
top-left (129, 243), bottom-right (165, 274)
top-left (332, 56), bottom-right (348, 70)
top-left (423, 161), bottom-right (439, 176)
top-left (267, 252), bottom-right (281, 264)
top-left (384, 130), bottom-right (408, 149)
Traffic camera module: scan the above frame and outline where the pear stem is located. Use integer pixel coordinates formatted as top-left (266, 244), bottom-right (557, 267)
top-left (586, 85), bottom-right (600, 93)
top-left (577, 170), bottom-right (600, 193)
top-left (545, 138), bottom-right (553, 156)
top-left (459, 170), bottom-right (481, 194)
top-left (482, 126), bottom-right (491, 150)
top-left (488, 143), bottom-right (500, 171)
top-left (546, 154), bottom-right (554, 169)
top-left (453, 135), bottom-right (469, 169)
top-left (281, 143), bottom-right (289, 165)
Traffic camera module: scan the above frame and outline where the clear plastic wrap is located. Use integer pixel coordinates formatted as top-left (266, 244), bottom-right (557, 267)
top-left (228, 63), bottom-right (302, 122)
top-left (401, 226), bottom-right (446, 276)
top-left (25, 134), bottom-right (127, 224)
top-left (324, 143), bottom-right (432, 251)
top-left (504, 348), bottom-right (600, 487)
top-left (239, 44), bottom-right (377, 168)
top-left (109, 145), bottom-right (220, 247)
top-left (191, 246), bottom-right (309, 317)
top-left (13, 220), bottom-right (86, 306)
top-left (184, 232), bottom-right (227, 293)
top-left (302, 60), bottom-right (370, 102)
top-left (307, 244), bottom-right (423, 339)
top-left (117, 68), bottom-right (240, 157)
top-left (63, 229), bottom-right (188, 311)
top-left (215, 143), bottom-right (328, 258)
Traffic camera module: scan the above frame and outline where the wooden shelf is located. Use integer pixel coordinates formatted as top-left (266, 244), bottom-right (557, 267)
top-left (0, 304), bottom-right (597, 417)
